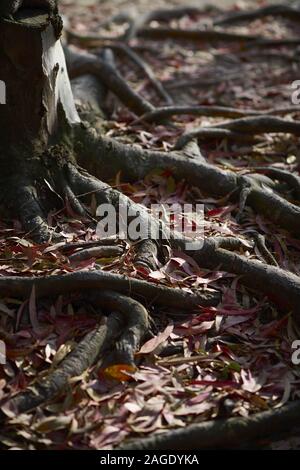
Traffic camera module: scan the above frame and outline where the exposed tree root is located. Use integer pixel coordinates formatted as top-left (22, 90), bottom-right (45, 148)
top-left (137, 105), bottom-right (261, 123)
top-left (1, 291), bottom-right (148, 416)
top-left (67, 27), bottom-right (262, 48)
top-left (214, 3), bottom-right (300, 27)
top-left (138, 105), bottom-right (300, 124)
top-left (136, 27), bottom-right (261, 43)
top-left (1, 311), bottom-right (120, 416)
top-left (76, 129), bottom-right (300, 236)
top-left (0, 270), bottom-right (219, 309)
top-left (175, 116), bottom-right (300, 150)
top-left (68, 245), bottom-right (124, 263)
top-left (67, 26), bottom-right (300, 54)
top-left (1, 235), bottom-right (300, 319)
top-left (247, 167), bottom-right (300, 201)
top-left (244, 38), bottom-right (300, 49)
top-left (118, 400), bottom-right (300, 450)
top-left (252, 233), bottom-right (279, 267)
top-left (104, 43), bottom-right (173, 104)
top-left (190, 240), bottom-right (300, 317)
top-left (176, 128), bottom-right (258, 145)
top-left (2, 1), bottom-right (300, 450)
top-left (89, 290), bottom-right (149, 369)
top-left (67, 20), bottom-right (300, 52)
top-left (88, 5), bottom-right (219, 42)
top-left (66, 47), bottom-right (154, 116)
top-left (134, 239), bottom-right (159, 271)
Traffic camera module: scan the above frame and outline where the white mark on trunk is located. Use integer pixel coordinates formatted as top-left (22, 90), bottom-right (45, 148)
top-left (42, 25), bottom-right (80, 135)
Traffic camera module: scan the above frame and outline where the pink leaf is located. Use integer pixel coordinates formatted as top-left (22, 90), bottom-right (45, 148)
top-left (139, 324), bottom-right (174, 354)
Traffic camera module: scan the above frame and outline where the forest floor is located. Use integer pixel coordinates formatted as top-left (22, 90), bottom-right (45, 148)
top-left (0, 0), bottom-right (300, 450)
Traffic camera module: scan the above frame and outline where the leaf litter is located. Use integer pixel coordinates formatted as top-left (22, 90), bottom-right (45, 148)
top-left (0, 0), bottom-right (300, 450)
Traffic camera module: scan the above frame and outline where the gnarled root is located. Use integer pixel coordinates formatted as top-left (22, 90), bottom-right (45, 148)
top-left (1, 291), bottom-right (148, 416)
top-left (75, 127), bottom-right (300, 236)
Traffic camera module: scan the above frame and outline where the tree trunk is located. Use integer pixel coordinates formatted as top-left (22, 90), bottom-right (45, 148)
top-left (0, 4), bottom-right (85, 241)
top-left (0, 7), bottom-right (79, 150)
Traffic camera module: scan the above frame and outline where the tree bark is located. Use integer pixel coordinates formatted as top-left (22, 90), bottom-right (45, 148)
top-left (0, 6), bottom-right (79, 150)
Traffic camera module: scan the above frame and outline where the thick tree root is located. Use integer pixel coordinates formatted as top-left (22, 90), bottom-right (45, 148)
top-left (76, 129), bottom-right (300, 236)
top-left (190, 240), bottom-right (300, 317)
top-left (89, 291), bottom-right (149, 369)
top-left (1, 291), bottom-right (148, 416)
top-left (1, 150), bottom-right (100, 243)
top-left (118, 400), bottom-right (300, 450)
top-left (2, 312), bottom-right (120, 416)
top-left (1, 236), bottom-right (300, 319)
top-left (2, 2), bottom-right (300, 448)
top-left (0, 270), bottom-right (219, 309)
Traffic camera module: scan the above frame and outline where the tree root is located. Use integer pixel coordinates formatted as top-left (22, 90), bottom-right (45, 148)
top-left (214, 3), bottom-right (300, 27)
top-left (67, 25), bottom-right (300, 53)
top-left (1, 291), bottom-right (148, 416)
top-left (68, 245), bottom-right (124, 263)
top-left (76, 129), bottom-right (300, 236)
top-left (66, 26), bottom-right (262, 48)
top-left (175, 116), bottom-right (300, 150)
top-left (189, 239), bottom-right (300, 317)
top-left (137, 105), bottom-right (261, 123)
top-left (66, 47), bottom-right (154, 116)
top-left (0, 270), bottom-right (219, 309)
top-left (137, 105), bottom-right (300, 124)
top-left (176, 128), bottom-right (259, 146)
top-left (89, 290), bottom-right (149, 369)
top-left (4, 133), bottom-right (300, 321)
top-left (252, 233), bottom-right (278, 267)
top-left (134, 239), bottom-right (159, 271)
top-left (247, 167), bottom-right (300, 201)
top-left (1, 234), bottom-right (300, 319)
top-left (118, 399), bottom-right (300, 450)
top-left (105, 43), bottom-right (173, 105)
top-left (82, 6), bottom-right (219, 43)
top-left (244, 38), bottom-right (300, 49)
top-left (2, 2), bottom-right (300, 448)
top-left (137, 27), bottom-right (262, 43)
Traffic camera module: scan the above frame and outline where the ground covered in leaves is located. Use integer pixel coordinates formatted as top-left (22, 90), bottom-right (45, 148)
top-left (0, 0), bottom-right (300, 450)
